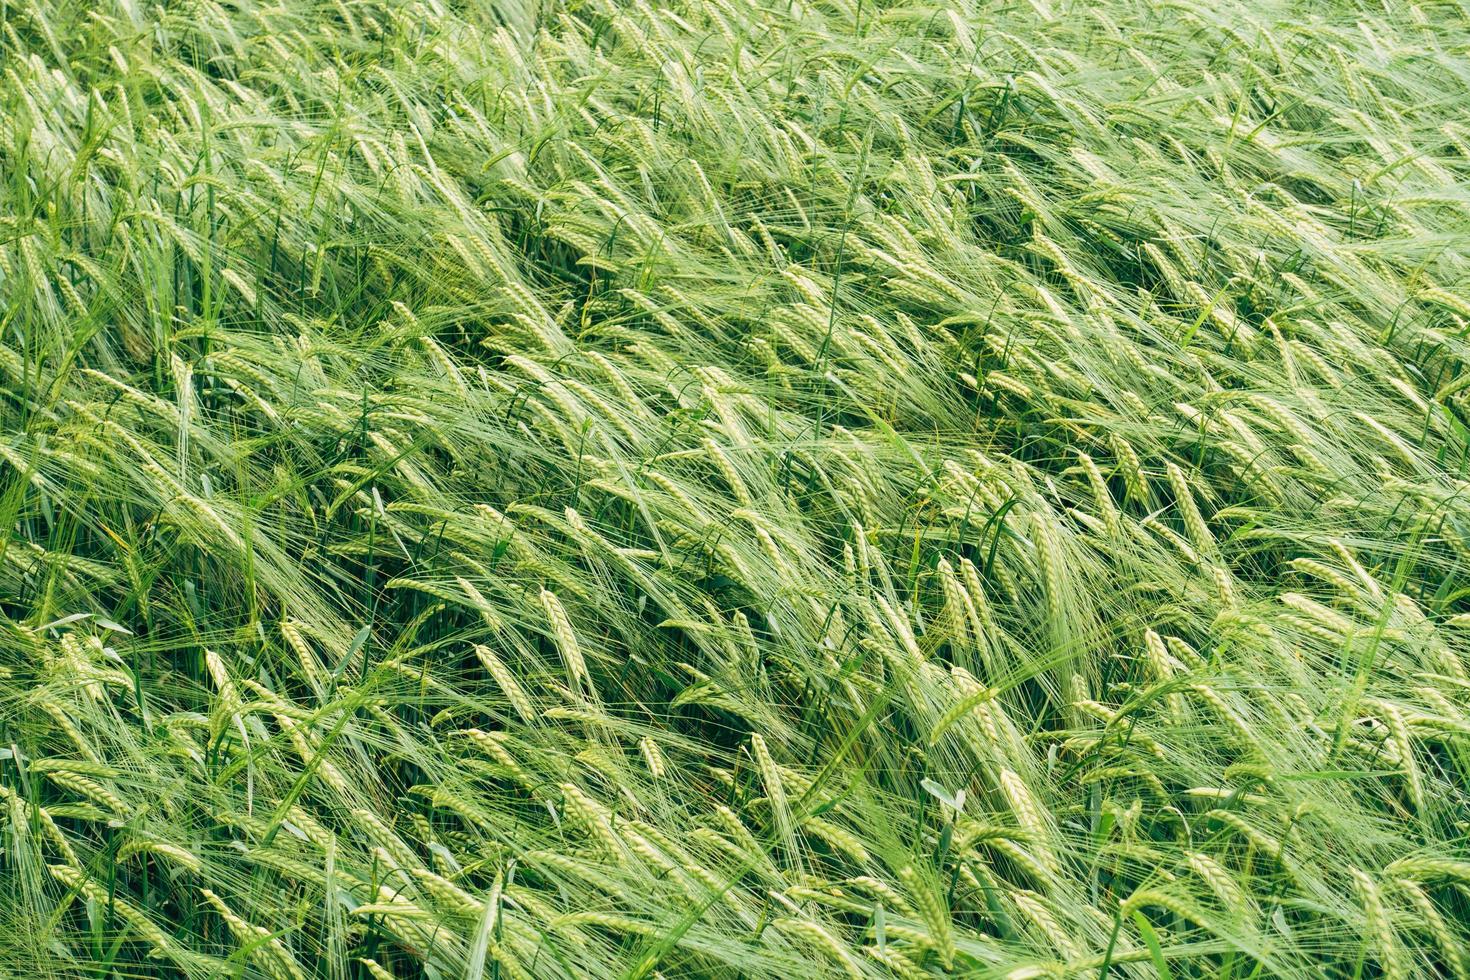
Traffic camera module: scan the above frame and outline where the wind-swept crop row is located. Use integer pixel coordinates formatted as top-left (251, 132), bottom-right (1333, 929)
top-left (2, 0), bottom-right (1469, 976)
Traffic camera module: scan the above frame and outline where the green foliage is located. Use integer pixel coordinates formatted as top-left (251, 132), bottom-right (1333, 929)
top-left (1, 0), bottom-right (1469, 976)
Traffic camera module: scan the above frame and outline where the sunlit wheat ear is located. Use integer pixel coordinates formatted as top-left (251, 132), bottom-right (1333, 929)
top-left (200, 888), bottom-right (308, 980)
top-left (997, 769), bottom-right (1060, 879)
top-left (1396, 879), bottom-right (1468, 980)
top-left (49, 866), bottom-right (180, 960)
top-left (474, 643), bottom-right (536, 721)
top-left (541, 588), bottom-right (595, 700)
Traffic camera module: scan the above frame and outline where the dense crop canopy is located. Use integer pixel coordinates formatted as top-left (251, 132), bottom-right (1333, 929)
top-left (2, 0), bottom-right (1469, 976)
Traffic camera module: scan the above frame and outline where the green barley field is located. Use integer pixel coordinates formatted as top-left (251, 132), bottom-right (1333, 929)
top-left (2, 0), bottom-right (1469, 976)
